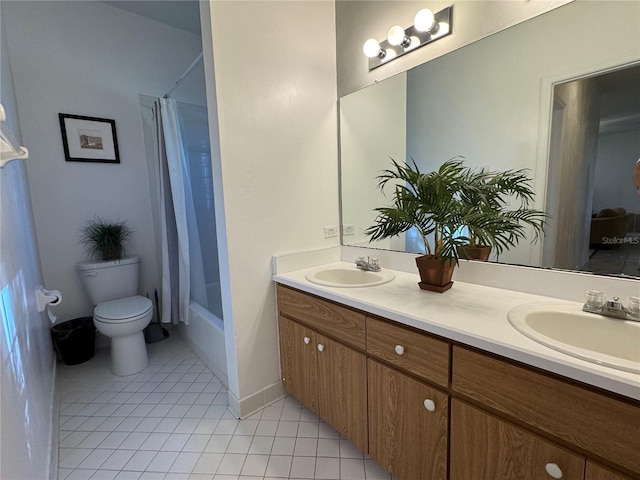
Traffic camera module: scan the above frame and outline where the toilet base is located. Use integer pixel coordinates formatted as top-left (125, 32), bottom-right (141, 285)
top-left (110, 331), bottom-right (148, 376)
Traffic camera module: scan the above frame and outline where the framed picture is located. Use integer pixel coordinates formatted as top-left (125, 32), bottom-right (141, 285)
top-left (58, 113), bottom-right (120, 163)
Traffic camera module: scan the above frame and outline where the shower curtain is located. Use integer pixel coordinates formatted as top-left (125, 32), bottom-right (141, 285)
top-left (153, 98), bottom-right (207, 325)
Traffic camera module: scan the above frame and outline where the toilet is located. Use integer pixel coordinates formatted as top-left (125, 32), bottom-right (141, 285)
top-left (77, 256), bottom-right (153, 376)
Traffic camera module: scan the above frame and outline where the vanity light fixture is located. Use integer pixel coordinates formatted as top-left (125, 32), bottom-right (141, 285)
top-left (363, 5), bottom-right (453, 70)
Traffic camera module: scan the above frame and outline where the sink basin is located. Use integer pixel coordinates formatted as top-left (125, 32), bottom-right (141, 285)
top-left (508, 303), bottom-right (640, 374)
top-left (305, 266), bottom-right (395, 288)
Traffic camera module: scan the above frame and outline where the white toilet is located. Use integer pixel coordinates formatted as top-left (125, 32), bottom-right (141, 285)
top-left (77, 256), bottom-right (153, 376)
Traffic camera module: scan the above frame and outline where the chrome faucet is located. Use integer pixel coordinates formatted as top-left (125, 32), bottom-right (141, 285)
top-left (583, 293), bottom-right (640, 322)
top-left (355, 256), bottom-right (381, 272)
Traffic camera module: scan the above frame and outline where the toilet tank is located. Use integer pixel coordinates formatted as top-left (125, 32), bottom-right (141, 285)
top-left (77, 256), bottom-right (140, 305)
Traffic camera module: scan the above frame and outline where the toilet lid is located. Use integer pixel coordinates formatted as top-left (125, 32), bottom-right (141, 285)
top-left (94, 295), bottom-right (152, 321)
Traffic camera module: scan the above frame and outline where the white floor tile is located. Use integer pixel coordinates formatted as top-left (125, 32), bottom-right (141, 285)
top-left (226, 435), bottom-right (252, 454)
top-left (183, 434), bottom-right (212, 453)
top-left (191, 452), bottom-right (223, 474)
top-left (216, 453), bottom-right (246, 475)
top-left (55, 337), bottom-right (395, 480)
top-left (340, 458), bottom-right (365, 479)
top-left (248, 436), bottom-right (274, 455)
top-left (77, 448), bottom-right (114, 469)
top-left (265, 455), bottom-right (293, 477)
top-left (240, 454), bottom-right (269, 476)
top-left (314, 457), bottom-right (339, 480)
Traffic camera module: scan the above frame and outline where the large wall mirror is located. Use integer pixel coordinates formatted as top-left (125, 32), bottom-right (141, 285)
top-left (340, 2), bottom-right (640, 279)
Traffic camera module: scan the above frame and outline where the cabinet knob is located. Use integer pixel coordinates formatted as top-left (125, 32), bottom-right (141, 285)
top-left (394, 345), bottom-right (405, 355)
top-left (545, 463), bottom-right (563, 479)
top-left (423, 399), bottom-right (436, 412)
top-left (317, 344), bottom-right (325, 352)
top-left (303, 336), bottom-right (310, 344)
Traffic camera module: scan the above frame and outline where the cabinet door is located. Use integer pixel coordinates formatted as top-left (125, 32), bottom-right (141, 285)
top-left (278, 315), bottom-right (318, 413)
top-left (316, 333), bottom-right (368, 453)
top-left (368, 359), bottom-right (448, 480)
top-left (585, 461), bottom-right (634, 480)
top-left (450, 399), bottom-right (585, 480)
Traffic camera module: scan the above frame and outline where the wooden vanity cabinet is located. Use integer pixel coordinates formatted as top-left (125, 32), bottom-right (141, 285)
top-left (276, 285), bottom-right (640, 480)
top-left (368, 358), bottom-right (448, 480)
top-left (276, 286), bottom-right (368, 452)
top-left (315, 333), bottom-right (367, 452)
top-left (452, 346), bottom-right (640, 476)
top-left (278, 315), bottom-right (318, 413)
top-left (450, 398), bottom-right (585, 480)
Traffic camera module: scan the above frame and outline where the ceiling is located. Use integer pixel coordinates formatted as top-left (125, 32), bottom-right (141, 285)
top-left (102, 0), bottom-right (201, 35)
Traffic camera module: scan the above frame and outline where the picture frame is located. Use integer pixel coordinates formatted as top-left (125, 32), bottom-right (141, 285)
top-left (58, 113), bottom-right (120, 163)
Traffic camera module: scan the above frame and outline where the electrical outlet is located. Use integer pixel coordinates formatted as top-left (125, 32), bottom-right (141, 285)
top-left (324, 226), bottom-right (338, 238)
top-left (343, 224), bottom-right (355, 236)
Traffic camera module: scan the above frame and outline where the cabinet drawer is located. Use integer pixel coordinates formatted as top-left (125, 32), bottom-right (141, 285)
top-left (366, 316), bottom-right (450, 388)
top-left (452, 346), bottom-right (640, 475)
top-left (277, 285), bottom-right (365, 350)
top-left (451, 398), bottom-right (585, 480)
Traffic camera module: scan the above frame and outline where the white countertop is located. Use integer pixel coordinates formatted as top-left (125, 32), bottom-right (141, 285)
top-left (274, 262), bottom-right (640, 401)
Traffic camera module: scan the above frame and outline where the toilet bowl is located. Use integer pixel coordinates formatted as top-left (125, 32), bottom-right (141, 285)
top-left (77, 257), bottom-right (153, 376)
top-left (93, 295), bottom-right (153, 376)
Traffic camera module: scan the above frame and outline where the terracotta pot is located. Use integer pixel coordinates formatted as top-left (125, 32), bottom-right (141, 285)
top-left (458, 245), bottom-right (492, 262)
top-left (415, 255), bottom-right (455, 293)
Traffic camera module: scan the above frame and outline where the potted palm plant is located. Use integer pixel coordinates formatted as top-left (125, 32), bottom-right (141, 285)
top-left (80, 217), bottom-right (133, 261)
top-left (458, 167), bottom-right (547, 261)
top-left (365, 158), bottom-right (473, 292)
top-left (366, 159), bottom-right (547, 292)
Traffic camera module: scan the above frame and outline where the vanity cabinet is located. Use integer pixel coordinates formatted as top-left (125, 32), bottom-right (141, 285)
top-left (275, 285), bottom-right (640, 480)
top-left (276, 286), bottom-right (368, 452)
top-left (368, 358), bottom-right (448, 480)
top-left (450, 398), bottom-right (585, 479)
top-left (451, 346), bottom-right (640, 476)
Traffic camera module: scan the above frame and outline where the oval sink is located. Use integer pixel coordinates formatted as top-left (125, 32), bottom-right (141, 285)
top-left (508, 303), bottom-right (640, 374)
top-left (305, 267), bottom-right (395, 288)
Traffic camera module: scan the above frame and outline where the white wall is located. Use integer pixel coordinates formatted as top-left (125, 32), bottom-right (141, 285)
top-left (2, 1), bottom-right (202, 321)
top-left (1, 21), bottom-right (56, 480)
top-left (205, 1), bottom-right (339, 416)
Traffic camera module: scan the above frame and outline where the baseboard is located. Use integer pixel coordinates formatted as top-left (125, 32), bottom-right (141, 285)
top-left (227, 381), bottom-right (284, 419)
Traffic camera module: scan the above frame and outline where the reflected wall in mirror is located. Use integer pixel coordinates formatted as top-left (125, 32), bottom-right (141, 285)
top-left (340, 1), bottom-right (640, 278)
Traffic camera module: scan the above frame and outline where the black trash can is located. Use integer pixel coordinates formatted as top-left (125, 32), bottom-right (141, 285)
top-left (51, 317), bottom-right (96, 365)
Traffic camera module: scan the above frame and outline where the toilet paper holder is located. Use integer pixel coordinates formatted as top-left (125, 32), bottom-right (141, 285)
top-left (35, 285), bottom-right (62, 312)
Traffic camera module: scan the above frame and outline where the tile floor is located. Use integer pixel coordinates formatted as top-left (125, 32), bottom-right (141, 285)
top-left (57, 335), bottom-right (393, 480)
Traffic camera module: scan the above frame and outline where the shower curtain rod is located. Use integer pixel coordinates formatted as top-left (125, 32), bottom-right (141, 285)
top-left (163, 52), bottom-right (204, 98)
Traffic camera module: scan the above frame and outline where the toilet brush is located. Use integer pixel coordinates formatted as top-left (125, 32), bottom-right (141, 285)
top-left (143, 289), bottom-right (169, 343)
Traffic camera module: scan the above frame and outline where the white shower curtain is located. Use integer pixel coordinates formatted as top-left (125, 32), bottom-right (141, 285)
top-left (153, 98), bottom-right (206, 325)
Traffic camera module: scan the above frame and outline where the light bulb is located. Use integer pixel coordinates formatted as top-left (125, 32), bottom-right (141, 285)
top-left (408, 36), bottom-right (420, 50)
top-left (437, 22), bottom-right (450, 35)
top-left (414, 8), bottom-right (435, 32)
top-left (363, 38), bottom-right (381, 58)
top-left (387, 25), bottom-right (407, 46)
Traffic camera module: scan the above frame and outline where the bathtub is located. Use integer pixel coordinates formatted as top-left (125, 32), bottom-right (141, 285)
top-left (177, 281), bottom-right (227, 386)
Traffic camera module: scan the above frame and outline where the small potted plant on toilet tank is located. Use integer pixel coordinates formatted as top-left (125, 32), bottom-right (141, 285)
top-left (80, 217), bottom-right (133, 261)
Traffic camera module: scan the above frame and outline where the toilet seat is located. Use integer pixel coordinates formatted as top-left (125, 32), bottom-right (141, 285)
top-left (94, 295), bottom-right (153, 324)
